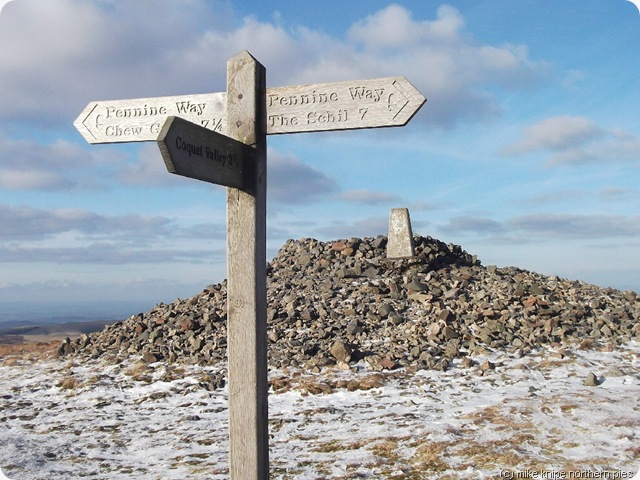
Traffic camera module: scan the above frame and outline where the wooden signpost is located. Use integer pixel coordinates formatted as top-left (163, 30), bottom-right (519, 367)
top-left (74, 50), bottom-right (426, 480)
top-left (74, 77), bottom-right (424, 142)
top-left (74, 92), bottom-right (227, 143)
top-left (266, 77), bottom-right (424, 134)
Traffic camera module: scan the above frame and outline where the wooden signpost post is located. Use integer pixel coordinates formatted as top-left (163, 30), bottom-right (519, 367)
top-left (74, 50), bottom-right (425, 480)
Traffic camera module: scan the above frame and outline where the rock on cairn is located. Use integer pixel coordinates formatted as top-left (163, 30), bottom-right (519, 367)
top-left (59, 234), bottom-right (640, 375)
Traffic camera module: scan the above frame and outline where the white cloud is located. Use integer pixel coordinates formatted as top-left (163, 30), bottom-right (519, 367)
top-left (0, 134), bottom-right (87, 169)
top-left (441, 215), bottom-right (506, 235)
top-left (342, 4), bottom-right (547, 126)
top-left (547, 128), bottom-right (640, 166)
top-left (0, 203), bottom-right (230, 268)
top-left (118, 143), bottom-right (193, 187)
top-left (0, 2), bottom-right (547, 130)
top-left (0, 242), bottom-right (220, 265)
top-left (348, 4), bottom-right (465, 49)
top-left (508, 213), bottom-right (640, 239)
top-left (0, 0), bottom-right (231, 122)
top-left (525, 189), bottom-right (587, 205)
top-left (0, 204), bottom-right (174, 241)
top-left (268, 150), bottom-right (339, 204)
top-left (440, 212), bottom-right (640, 241)
top-left (0, 169), bottom-right (71, 190)
top-left (338, 189), bottom-right (403, 205)
top-left (502, 116), bottom-right (640, 166)
top-left (503, 116), bottom-right (604, 154)
top-left (0, 131), bottom-right (128, 190)
top-left (312, 216), bottom-right (390, 240)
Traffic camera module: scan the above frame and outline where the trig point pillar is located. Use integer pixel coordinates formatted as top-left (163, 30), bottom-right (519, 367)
top-left (387, 208), bottom-right (415, 258)
top-left (226, 50), bottom-right (269, 480)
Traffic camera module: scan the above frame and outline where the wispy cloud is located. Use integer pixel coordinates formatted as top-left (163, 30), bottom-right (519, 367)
top-left (502, 115), bottom-right (640, 166)
top-left (524, 189), bottom-right (588, 205)
top-left (503, 116), bottom-right (604, 154)
top-left (598, 186), bottom-right (633, 201)
top-left (0, 204), bottom-right (175, 241)
top-left (0, 131), bottom-right (127, 191)
top-left (338, 189), bottom-right (403, 205)
top-left (312, 213), bottom-right (430, 240)
top-left (118, 143), bottom-right (191, 187)
top-left (312, 216), bottom-right (391, 239)
top-left (443, 212), bottom-right (640, 241)
top-left (0, 203), bottom-right (229, 266)
top-left (441, 215), bottom-right (506, 235)
top-left (0, 2), bottom-right (547, 130)
top-left (268, 151), bottom-right (339, 204)
top-left (508, 213), bottom-right (640, 239)
top-left (0, 169), bottom-right (72, 190)
top-left (341, 4), bottom-right (548, 127)
top-left (0, 243), bottom-right (222, 265)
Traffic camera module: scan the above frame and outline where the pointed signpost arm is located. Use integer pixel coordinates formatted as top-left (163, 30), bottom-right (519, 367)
top-left (225, 50), bottom-right (269, 479)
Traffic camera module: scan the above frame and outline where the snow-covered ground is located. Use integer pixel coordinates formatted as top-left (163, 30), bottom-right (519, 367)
top-left (1, 341), bottom-right (639, 479)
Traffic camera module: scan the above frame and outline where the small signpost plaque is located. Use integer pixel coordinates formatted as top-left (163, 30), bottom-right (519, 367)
top-left (74, 50), bottom-right (426, 480)
top-left (157, 116), bottom-right (253, 190)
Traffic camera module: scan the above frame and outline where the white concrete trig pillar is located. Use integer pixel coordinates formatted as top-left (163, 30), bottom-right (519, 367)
top-left (387, 208), bottom-right (415, 259)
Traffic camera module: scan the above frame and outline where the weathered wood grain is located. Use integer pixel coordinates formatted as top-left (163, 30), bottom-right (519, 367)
top-left (225, 50), bottom-right (269, 480)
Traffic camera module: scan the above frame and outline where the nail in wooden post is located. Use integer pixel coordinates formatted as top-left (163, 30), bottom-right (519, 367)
top-left (226, 50), bottom-right (269, 479)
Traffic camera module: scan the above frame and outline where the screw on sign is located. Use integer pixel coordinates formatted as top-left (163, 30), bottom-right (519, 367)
top-left (74, 50), bottom-right (426, 479)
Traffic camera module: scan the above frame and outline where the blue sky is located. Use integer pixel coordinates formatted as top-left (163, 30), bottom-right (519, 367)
top-left (0, 0), bottom-right (638, 318)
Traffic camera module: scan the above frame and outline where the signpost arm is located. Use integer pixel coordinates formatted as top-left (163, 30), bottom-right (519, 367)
top-left (225, 50), bottom-right (269, 479)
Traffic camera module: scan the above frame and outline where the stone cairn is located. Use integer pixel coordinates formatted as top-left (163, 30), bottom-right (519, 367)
top-left (59, 235), bottom-right (639, 378)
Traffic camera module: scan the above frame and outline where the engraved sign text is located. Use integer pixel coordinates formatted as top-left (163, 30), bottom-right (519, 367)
top-left (74, 77), bottom-right (426, 143)
top-left (75, 93), bottom-right (227, 144)
top-left (157, 116), bottom-right (253, 190)
top-left (265, 77), bottom-right (425, 134)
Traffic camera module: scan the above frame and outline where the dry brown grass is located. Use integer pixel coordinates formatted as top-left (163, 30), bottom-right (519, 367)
top-left (270, 372), bottom-right (391, 395)
top-left (311, 439), bottom-right (350, 453)
top-left (286, 395), bottom-right (614, 478)
top-left (626, 446), bottom-right (640, 458)
top-left (412, 440), bottom-right (451, 471)
top-left (370, 437), bottom-right (402, 463)
top-left (0, 339), bottom-right (59, 364)
top-left (124, 360), bottom-right (154, 382)
top-left (559, 403), bottom-right (580, 412)
top-left (57, 376), bottom-right (81, 390)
